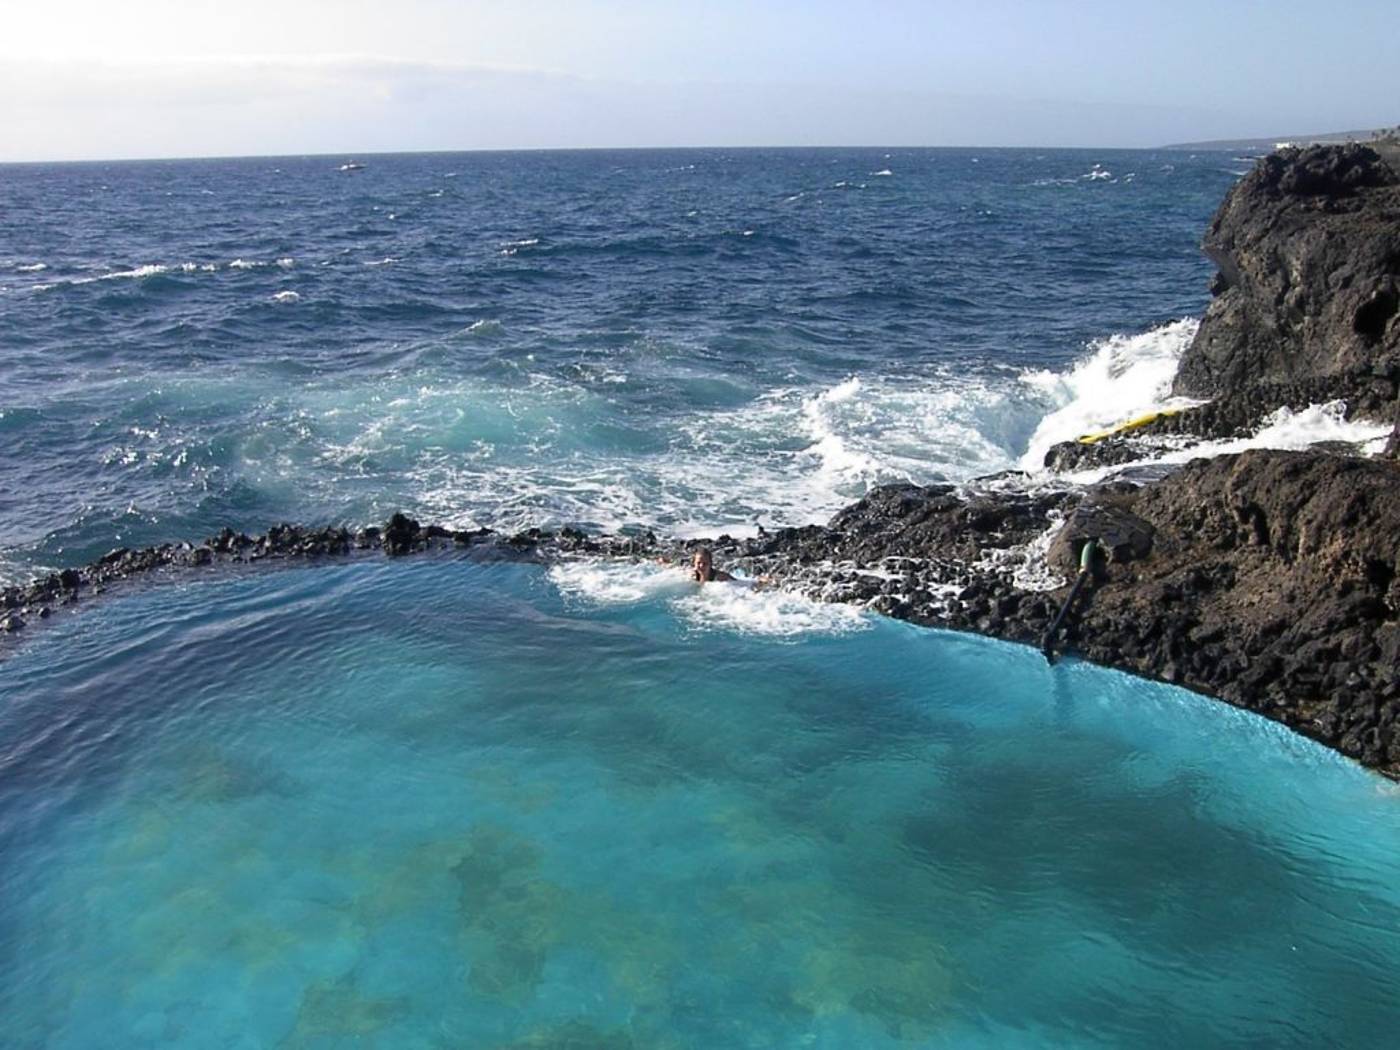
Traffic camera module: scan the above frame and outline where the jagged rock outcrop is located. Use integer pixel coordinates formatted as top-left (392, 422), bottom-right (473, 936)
top-left (1045, 499), bottom-right (1153, 576)
top-left (1174, 143), bottom-right (1400, 399)
top-left (1041, 144), bottom-right (1400, 475)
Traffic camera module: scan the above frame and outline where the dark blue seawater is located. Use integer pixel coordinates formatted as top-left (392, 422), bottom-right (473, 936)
top-left (0, 148), bottom-right (1235, 580)
top-left (7, 149), bottom-right (1399, 1048)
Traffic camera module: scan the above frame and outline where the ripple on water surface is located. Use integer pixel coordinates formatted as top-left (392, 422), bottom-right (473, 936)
top-left (1, 558), bottom-right (1398, 1048)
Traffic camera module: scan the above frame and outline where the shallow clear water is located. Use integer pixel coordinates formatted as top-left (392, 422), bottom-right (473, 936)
top-left (3, 559), bottom-right (1398, 1048)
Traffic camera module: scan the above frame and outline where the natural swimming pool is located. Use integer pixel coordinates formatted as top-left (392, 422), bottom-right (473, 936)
top-left (2, 557), bottom-right (1398, 1048)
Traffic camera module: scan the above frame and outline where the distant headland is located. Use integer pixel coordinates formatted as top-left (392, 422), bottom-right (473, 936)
top-left (1162, 126), bottom-right (1399, 152)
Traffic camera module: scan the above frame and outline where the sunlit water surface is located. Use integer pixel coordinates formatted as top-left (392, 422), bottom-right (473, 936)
top-left (2, 559), bottom-right (1398, 1048)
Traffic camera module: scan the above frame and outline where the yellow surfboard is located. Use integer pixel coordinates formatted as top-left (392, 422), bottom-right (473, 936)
top-left (1076, 408), bottom-right (1183, 444)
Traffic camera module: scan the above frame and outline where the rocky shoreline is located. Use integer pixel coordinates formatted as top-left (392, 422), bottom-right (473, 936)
top-left (5, 143), bottom-right (1399, 776)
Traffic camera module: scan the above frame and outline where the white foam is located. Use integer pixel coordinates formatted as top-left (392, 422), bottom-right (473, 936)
top-left (1214, 401), bottom-right (1392, 455)
top-left (1016, 318), bottom-right (1390, 481)
top-left (500, 238), bottom-right (540, 256)
top-left (16, 263), bottom-right (46, 272)
top-left (801, 378), bottom-right (879, 481)
top-left (1058, 401), bottom-right (1394, 485)
top-left (271, 290), bottom-right (301, 303)
top-left (672, 582), bottom-right (870, 637)
top-left (95, 264), bottom-right (170, 282)
top-left (972, 513), bottom-right (1067, 592)
top-left (228, 259), bottom-right (259, 270)
top-left (549, 558), bottom-right (864, 636)
top-left (34, 263), bottom-right (184, 286)
top-left (549, 560), bottom-right (693, 605)
top-left (871, 169), bottom-right (893, 177)
top-left (1019, 318), bottom-right (1201, 469)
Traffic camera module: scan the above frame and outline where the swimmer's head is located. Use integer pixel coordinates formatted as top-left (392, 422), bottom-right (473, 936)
top-left (691, 547), bottom-right (714, 582)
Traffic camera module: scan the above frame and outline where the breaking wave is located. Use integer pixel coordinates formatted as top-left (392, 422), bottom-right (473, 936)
top-left (1018, 318), bottom-right (1201, 470)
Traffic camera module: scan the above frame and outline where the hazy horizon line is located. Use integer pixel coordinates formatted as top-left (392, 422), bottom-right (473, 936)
top-left (1, 139), bottom-right (1274, 167)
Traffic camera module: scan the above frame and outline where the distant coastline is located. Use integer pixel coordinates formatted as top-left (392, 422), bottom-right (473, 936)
top-left (1161, 127), bottom-right (1396, 151)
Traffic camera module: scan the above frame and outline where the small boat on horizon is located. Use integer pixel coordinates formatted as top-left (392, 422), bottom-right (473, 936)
top-left (339, 162), bottom-right (365, 172)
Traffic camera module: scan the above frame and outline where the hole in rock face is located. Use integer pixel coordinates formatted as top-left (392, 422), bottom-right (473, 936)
top-left (1353, 288), bottom-right (1398, 343)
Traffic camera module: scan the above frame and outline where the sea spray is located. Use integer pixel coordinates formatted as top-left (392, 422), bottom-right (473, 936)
top-left (1018, 318), bottom-right (1201, 469)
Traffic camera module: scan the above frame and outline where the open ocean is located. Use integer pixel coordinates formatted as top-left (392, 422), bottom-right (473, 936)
top-left (3, 149), bottom-right (1398, 1048)
top-left (0, 147), bottom-right (1241, 579)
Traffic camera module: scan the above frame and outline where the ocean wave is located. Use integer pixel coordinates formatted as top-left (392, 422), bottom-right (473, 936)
top-left (16, 263), bottom-right (47, 272)
top-left (500, 238), bottom-right (540, 256)
top-left (1018, 318), bottom-right (1201, 470)
top-left (97, 264), bottom-right (172, 281)
top-left (25, 258), bottom-right (292, 292)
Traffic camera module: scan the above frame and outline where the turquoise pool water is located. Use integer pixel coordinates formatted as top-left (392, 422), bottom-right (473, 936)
top-left (2, 558), bottom-right (1398, 1048)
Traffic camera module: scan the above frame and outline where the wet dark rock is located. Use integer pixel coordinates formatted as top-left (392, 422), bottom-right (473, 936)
top-left (1174, 144), bottom-right (1400, 400)
top-left (382, 513), bottom-right (423, 555)
top-left (1046, 501), bottom-right (1154, 576)
top-left (1043, 437), bottom-right (1151, 473)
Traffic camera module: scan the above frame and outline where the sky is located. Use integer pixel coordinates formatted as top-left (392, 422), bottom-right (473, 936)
top-left (1, 0), bottom-right (1396, 161)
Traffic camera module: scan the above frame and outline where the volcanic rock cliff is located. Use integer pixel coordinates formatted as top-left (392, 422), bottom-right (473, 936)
top-left (1044, 143), bottom-right (1400, 472)
top-left (1175, 144), bottom-right (1400, 399)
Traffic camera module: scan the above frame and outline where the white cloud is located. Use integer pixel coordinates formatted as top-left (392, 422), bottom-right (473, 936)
top-left (0, 53), bottom-right (1241, 161)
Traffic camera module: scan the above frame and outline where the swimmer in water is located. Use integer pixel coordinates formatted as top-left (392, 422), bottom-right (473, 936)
top-left (690, 547), bottom-right (734, 583)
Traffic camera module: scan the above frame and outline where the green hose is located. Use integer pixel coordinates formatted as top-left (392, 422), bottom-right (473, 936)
top-left (1079, 539), bottom-right (1097, 574)
top-left (1043, 538), bottom-right (1098, 663)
